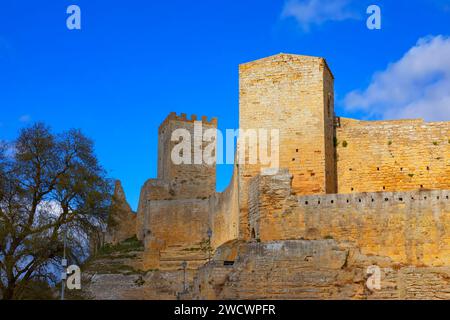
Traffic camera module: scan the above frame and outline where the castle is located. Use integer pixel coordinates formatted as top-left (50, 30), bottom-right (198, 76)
top-left (105, 53), bottom-right (450, 299)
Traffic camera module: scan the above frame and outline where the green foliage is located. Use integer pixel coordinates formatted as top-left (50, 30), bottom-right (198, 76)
top-left (388, 140), bottom-right (393, 146)
top-left (97, 236), bottom-right (143, 256)
top-left (342, 140), bottom-right (348, 148)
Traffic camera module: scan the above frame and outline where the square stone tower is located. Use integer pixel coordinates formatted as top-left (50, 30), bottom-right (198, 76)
top-left (157, 112), bottom-right (218, 199)
top-left (238, 53), bottom-right (337, 239)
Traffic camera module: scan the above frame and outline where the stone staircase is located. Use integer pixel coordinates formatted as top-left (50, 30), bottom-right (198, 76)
top-left (159, 244), bottom-right (209, 271)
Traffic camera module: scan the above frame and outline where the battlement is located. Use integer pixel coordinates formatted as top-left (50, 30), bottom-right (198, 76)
top-left (248, 170), bottom-right (450, 266)
top-left (135, 53), bottom-right (450, 277)
top-left (159, 112), bottom-right (218, 133)
top-left (297, 189), bottom-right (450, 208)
top-left (156, 111), bottom-right (217, 200)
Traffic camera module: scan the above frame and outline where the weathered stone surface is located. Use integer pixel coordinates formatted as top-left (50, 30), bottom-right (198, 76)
top-left (105, 180), bottom-right (136, 245)
top-left (249, 171), bottom-right (450, 266)
top-left (82, 238), bottom-right (193, 300)
top-left (96, 53), bottom-right (450, 300)
top-left (188, 240), bottom-right (450, 300)
top-left (83, 238), bottom-right (450, 300)
top-left (157, 112), bottom-right (217, 200)
top-left (336, 117), bottom-right (450, 193)
top-left (239, 53), bottom-right (337, 241)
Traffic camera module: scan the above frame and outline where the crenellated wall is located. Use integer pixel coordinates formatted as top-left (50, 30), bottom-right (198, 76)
top-left (100, 53), bottom-right (450, 300)
top-left (249, 170), bottom-right (450, 266)
top-left (132, 53), bottom-right (450, 278)
top-left (137, 112), bottom-right (220, 269)
top-left (158, 112), bottom-right (217, 200)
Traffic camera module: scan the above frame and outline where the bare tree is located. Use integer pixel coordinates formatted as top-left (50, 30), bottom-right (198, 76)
top-left (0, 123), bottom-right (113, 300)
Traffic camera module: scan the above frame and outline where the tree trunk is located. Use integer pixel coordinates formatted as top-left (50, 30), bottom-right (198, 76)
top-left (2, 285), bottom-right (15, 300)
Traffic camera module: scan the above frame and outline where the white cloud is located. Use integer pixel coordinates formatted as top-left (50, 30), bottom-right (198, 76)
top-left (344, 35), bottom-right (450, 122)
top-left (281, 0), bottom-right (359, 31)
top-left (19, 114), bottom-right (31, 123)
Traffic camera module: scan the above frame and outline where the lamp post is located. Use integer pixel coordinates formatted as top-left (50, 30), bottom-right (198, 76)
top-left (207, 228), bottom-right (212, 263)
top-left (181, 261), bottom-right (187, 292)
top-left (61, 228), bottom-right (67, 300)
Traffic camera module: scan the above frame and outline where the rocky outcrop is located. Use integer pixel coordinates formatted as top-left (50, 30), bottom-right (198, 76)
top-left (80, 238), bottom-right (450, 300)
top-left (187, 240), bottom-right (450, 300)
top-left (105, 180), bottom-right (137, 245)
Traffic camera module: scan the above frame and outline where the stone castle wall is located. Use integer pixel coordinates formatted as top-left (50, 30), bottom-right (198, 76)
top-left (158, 112), bottom-right (217, 199)
top-left (137, 113), bottom-right (219, 269)
top-left (238, 53), bottom-right (336, 240)
top-left (139, 163), bottom-right (240, 270)
top-left (208, 163), bottom-right (240, 249)
top-left (142, 198), bottom-right (211, 270)
top-left (130, 54), bottom-right (450, 287)
top-left (249, 171), bottom-right (450, 266)
top-left (336, 117), bottom-right (450, 194)
top-left (96, 53), bottom-right (450, 300)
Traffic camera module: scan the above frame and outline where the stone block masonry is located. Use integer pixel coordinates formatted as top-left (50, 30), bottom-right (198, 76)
top-left (133, 53), bottom-right (450, 273)
top-left (137, 113), bottom-right (219, 269)
top-left (238, 53), bottom-right (337, 241)
top-left (249, 171), bottom-right (450, 266)
top-left (98, 52), bottom-right (450, 300)
top-left (157, 112), bottom-right (217, 200)
top-left (188, 240), bottom-right (450, 300)
top-left (337, 117), bottom-right (450, 193)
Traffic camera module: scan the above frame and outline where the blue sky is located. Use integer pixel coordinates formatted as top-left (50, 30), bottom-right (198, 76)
top-left (1, 0), bottom-right (450, 210)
